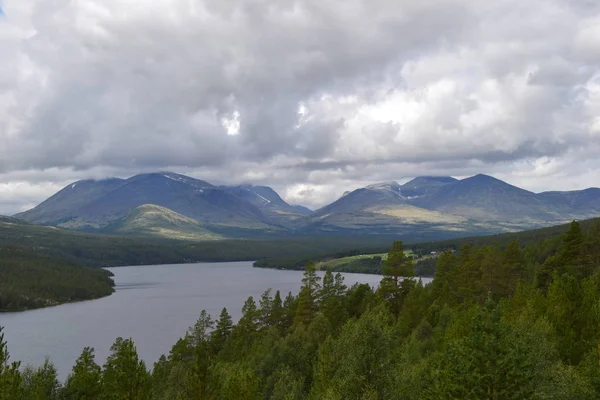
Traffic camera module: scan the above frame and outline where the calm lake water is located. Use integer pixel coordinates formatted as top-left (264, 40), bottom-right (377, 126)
top-left (0, 262), bottom-right (432, 379)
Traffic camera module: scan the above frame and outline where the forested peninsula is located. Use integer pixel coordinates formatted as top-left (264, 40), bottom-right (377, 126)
top-left (2, 219), bottom-right (600, 398)
top-left (0, 247), bottom-right (115, 312)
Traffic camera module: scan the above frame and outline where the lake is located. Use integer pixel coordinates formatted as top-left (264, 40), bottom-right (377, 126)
top-left (0, 261), bottom-right (432, 379)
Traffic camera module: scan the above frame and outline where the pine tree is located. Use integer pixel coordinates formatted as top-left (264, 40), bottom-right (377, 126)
top-left (259, 289), bottom-right (274, 330)
top-left (294, 262), bottom-right (322, 327)
top-left (428, 299), bottom-right (535, 399)
top-left (379, 241), bottom-right (414, 315)
top-left (0, 327), bottom-right (23, 399)
top-left (560, 221), bottom-right (584, 268)
top-left (432, 250), bottom-right (458, 304)
top-left (479, 246), bottom-right (504, 299)
top-left (63, 347), bottom-right (102, 399)
top-left (212, 307), bottom-right (233, 353)
top-left (270, 291), bottom-right (285, 331)
top-left (502, 241), bottom-right (526, 294)
top-left (311, 306), bottom-right (394, 399)
top-left (239, 296), bottom-right (260, 334)
top-left (182, 333), bottom-right (214, 399)
top-left (320, 270), bottom-right (348, 331)
top-left (188, 310), bottom-right (213, 347)
top-left (384, 241), bottom-right (414, 284)
top-left (101, 337), bottom-right (151, 400)
top-left (283, 292), bottom-right (297, 330)
top-left (22, 358), bottom-right (61, 400)
top-left (582, 220), bottom-right (600, 277)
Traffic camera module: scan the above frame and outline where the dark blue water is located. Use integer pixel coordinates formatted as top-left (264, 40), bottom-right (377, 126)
top-left (0, 262), bottom-right (428, 379)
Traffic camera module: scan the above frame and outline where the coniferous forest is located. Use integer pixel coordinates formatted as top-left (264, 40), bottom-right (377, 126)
top-left (2, 220), bottom-right (600, 399)
top-left (0, 247), bottom-right (115, 312)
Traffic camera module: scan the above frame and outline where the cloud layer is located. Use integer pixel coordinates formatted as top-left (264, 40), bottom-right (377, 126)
top-left (1, 0), bottom-right (600, 213)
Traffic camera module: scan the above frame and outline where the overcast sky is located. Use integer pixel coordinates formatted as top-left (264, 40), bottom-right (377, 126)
top-left (1, 0), bottom-right (600, 214)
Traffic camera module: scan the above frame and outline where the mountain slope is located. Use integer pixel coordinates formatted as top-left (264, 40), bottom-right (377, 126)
top-left (302, 174), bottom-right (600, 235)
top-left (14, 172), bottom-right (600, 238)
top-left (401, 176), bottom-right (457, 197)
top-left (303, 180), bottom-right (472, 235)
top-left (104, 204), bottom-right (222, 240)
top-left (15, 178), bottom-right (126, 224)
top-left (223, 185), bottom-right (311, 226)
top-left (538, 188), bottom-right (600, 215)
top-left (413, 174), bottom-right (556, 223)
top-left (16, 173), bottom-right (282, 233)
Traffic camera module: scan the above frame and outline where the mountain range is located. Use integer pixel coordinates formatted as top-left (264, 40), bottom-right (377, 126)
top-left (13, 172), bottom-right (600, 239)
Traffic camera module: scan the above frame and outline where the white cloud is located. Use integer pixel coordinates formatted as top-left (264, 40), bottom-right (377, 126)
top-left (1, 0), bottom-right (600, 213)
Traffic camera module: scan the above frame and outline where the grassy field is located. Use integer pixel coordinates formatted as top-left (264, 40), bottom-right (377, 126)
top-left (316, 250), bottom-right (422, 269)
top-left (316, 253), bottom-right (387, 269)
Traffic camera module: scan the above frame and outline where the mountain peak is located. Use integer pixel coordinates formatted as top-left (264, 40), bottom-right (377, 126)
top-left (470, 173), bottom-right (497, 181)
top-left (401, 176), bottom-right (457, 198)
top-left (460, 174), bottom-right (525, 189)
top-left (406, 176), bottom-right (457, 184)
top-left (130, 172), bottom-right (214, 188)
top-left (366, 181), bottom-right (401, 191)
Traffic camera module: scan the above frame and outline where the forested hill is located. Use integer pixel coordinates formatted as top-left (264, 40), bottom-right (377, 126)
top-left (255, 216), bottom-right (600, 274)
top-left (411, 216), bottom-right (600, 254)
top-left (0, 247), bottom-right (115, 312)
top-left (0, 216), bottom-right (394, 267)
top-left (1, 219), bottom-right (600, 398)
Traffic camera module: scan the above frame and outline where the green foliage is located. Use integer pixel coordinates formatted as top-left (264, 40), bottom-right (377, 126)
top-left (0, 327), bottom-right (23, 399)
top-left (101, 338), bottom-right (151, 400)
top-left (212, 308), bottom-right (233, 353)
top-left (379, 241), bottom-right (415, 315)
top-left (0, 247), bottom-right (114, 311)
top-left (22, 359), bottom-right (61, 400)
top-left (0, 218), bottom-right (394, 268)
top-left (62, 347), bottom-right (102, 400)
top-left (428, 299), bottom-right (536, 399)
top-left (311, 306), bottom-right (394, 399)
top-left (2, 219), bottom-right (600, 399)
top-left (294, 263), bottom-right (322, 327)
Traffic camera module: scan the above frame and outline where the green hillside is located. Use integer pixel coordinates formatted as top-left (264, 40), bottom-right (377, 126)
top-left (105, 204), bottom-right (222, 240)
top-left (256, 217), bottom-right (600, 274)
top-left (3, 220), bottom-right (600, 398)
top-left (0, 247), bottom-right (115, 312)
top-left (0, 216), bottom-right (395, 267)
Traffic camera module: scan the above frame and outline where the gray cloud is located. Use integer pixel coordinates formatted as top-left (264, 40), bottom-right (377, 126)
top-left (1, 0), bottom-right (600, 213)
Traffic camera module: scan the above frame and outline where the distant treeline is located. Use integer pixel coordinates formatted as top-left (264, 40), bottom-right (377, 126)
top-left (0, 219), bottom-right (395, 267)
top-left (257, 254), bottom-right (437, 277)
top-left (2, 220), bottom-right (600, 398)
top-left (0, 247), bottom-right (115, 312)
top-left (255, 218), bottom-right (600, 276)
top-left (253, 247), bottom-right (391, 271)
top-left (410, 217), bottom-right (600, 255)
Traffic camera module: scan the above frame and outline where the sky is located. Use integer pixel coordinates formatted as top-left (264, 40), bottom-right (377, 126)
top-left (1, 0), bottom-right (600, 214)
